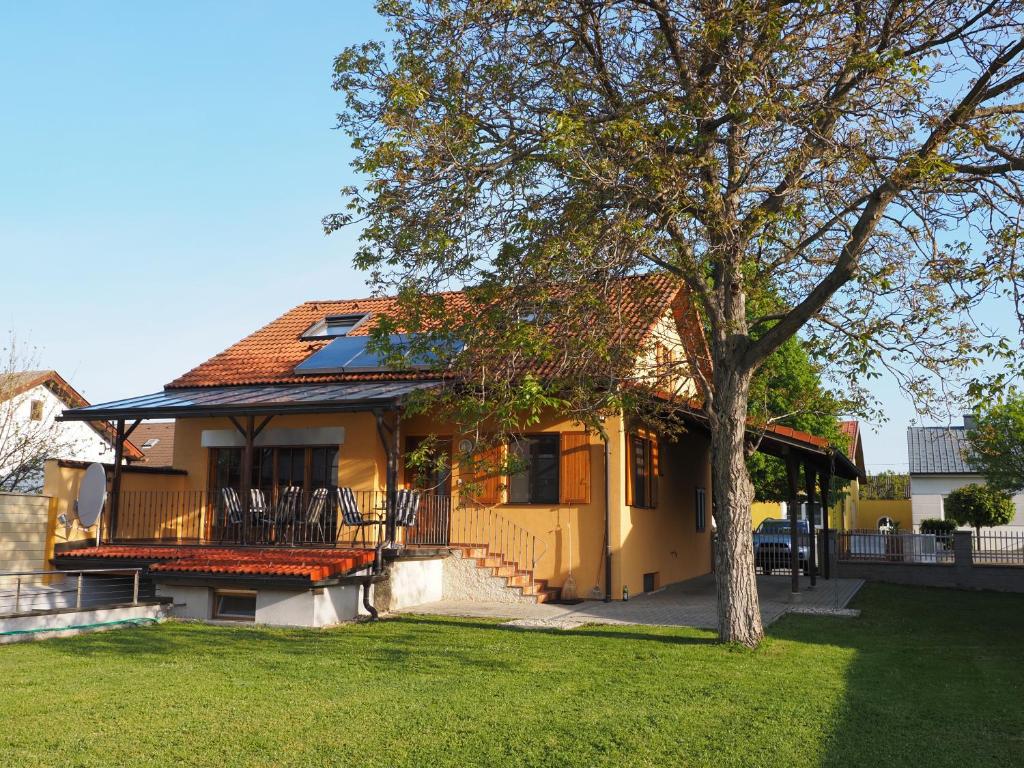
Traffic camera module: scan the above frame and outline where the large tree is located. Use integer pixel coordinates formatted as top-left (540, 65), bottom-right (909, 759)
top-left (967, 394), bottom-right (1024, 494)
top-left (330, 2), bottom-right (1024, 646)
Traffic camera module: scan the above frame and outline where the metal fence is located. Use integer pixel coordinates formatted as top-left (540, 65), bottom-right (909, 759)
top-left (972, 530), bottom-right (1024, 566)
top-left (0, 568), bottom-right (148, 617)
top-left (836, 530), bottom-right (954, 564)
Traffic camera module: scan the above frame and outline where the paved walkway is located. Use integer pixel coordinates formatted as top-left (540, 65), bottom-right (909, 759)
top-left (397, 574), bottom-right (864, 630)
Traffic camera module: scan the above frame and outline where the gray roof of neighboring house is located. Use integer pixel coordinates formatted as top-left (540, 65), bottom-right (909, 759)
top-left (907, 426), bottom-right (977, 475)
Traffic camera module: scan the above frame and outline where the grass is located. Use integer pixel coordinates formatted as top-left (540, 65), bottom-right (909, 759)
top-left (1, 584), bottom-right (1022, 767)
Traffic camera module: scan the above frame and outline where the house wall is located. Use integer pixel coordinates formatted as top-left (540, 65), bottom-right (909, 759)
top-left (610, 420), bottom-right (713, 597)
top-left (911, 474), bottom-right (1024, 529)
top-left (47, 404), bottom-right (714, 600)
top-left (1, 384), bottom-right (116, 492)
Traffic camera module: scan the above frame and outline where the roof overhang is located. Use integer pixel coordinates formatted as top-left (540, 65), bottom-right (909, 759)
top-left (677, 407), bottom-right (864, 482)
top-left (58, 381), bottom-right (442, 422)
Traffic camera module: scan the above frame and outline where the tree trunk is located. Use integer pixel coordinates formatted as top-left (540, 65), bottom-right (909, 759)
top-left (709, 362), bottom-right (764, 648)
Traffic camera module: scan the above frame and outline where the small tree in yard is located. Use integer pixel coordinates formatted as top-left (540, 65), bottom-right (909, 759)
top-left (944, 483), bottom-right (1016, 543)
top-left (967, 395), bottom-right (1024, 494)
top-left (330, 3), bottom-right (1024, 646)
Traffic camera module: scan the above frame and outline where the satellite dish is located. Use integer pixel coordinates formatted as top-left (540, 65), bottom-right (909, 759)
top-left (76, 462), bottom-right (108, 529)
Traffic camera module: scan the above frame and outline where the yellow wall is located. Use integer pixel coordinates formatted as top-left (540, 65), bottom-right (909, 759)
top-left (611, 420), bottom-right (713, 598)
top-left (854, 499), bottom-right (913, 531)
top-left (751, 502), bottom-right (784, 529)
top-left (43, 460), bottom-right (190, 553)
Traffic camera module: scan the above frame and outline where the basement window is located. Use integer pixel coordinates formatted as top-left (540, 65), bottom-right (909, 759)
top-left (643, 572), bottom-right (659, 593)
top-left (213, 590), bottom-right (256, 621)
top-left (300, 313), bottom-right (369, 340)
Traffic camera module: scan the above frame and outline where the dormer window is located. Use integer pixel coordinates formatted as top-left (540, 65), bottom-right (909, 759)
top-left (300, 313), bottom-right (369, 340)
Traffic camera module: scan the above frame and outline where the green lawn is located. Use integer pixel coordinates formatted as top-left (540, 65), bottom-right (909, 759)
top-left (2, 584), bottom-right (1022, 767)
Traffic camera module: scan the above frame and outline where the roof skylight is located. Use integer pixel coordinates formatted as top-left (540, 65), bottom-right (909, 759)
top-left (300, 313), bottom-right (370, 340)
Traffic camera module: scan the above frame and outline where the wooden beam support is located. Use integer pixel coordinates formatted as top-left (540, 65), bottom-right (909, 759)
top-left (108, 419), bottom-right (126, 542)
top-left (804, 464), bottom-right (817, 589)
top-left (253, 415), bottom-right (274, 438)
top-left (784, 451), bottom-right (801, 596)
top-left (123, 419), bottom-right (142, 441)
top-left (239, 415), bottom-right (255, 544)
top-left (820, 469), bottom-right (833, 579)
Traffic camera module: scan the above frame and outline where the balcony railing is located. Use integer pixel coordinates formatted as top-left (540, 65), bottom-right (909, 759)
top-left (104, 488), bottom-right (455, 548)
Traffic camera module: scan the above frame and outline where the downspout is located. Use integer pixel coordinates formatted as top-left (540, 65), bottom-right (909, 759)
top-left (603, 434), bottom-right (612, 603)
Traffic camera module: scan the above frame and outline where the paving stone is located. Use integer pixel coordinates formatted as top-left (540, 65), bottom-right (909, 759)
top-left (397, 574), bottom-right (865, 631)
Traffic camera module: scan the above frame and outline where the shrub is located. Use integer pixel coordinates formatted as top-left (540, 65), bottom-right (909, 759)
top-left (920, 518), bottom-right (956, 536)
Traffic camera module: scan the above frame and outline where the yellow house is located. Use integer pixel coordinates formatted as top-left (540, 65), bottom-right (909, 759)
top-left (48, 276), bottom-right (858, 626)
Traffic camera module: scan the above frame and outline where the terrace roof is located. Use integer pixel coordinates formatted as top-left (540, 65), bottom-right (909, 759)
top-left (58, 381), bottom-right (441, 421)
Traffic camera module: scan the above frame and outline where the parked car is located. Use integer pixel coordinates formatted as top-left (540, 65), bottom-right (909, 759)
top-left (753, 519), bottom-right (810, 574)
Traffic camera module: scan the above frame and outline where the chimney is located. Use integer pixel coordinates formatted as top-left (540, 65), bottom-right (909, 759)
top-left (963, 414), bottom-right (978, 431)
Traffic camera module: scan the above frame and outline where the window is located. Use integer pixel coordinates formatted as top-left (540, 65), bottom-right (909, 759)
top-left (628, 431), bottom-right (658, 508)
top-left (29, 399), bottom-right (43, 421)
top-left (209, 445), bottom-right (339, 501)
top-left (300, 313), bottom-right (369, 340)
top-left (695, 487), bottom-right (707, 532)
top-left (213, 590), bottom-right (256, 621)
top-left (142, 438), bottom-right (160, 449)
top-left (508, 434), bottom-right (560, 504)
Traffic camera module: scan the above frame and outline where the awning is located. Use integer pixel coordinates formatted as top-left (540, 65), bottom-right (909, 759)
top-left (58, 381), bottom-right (442, 421)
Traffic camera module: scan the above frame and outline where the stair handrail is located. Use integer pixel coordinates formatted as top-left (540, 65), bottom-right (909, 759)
top-left (453, 498), bottom-right (548, 590)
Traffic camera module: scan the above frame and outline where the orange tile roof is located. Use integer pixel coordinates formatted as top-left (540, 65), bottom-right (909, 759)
top-left (132, 422), bottom-right (175, 467)
top-left (59, 545), bottom-right (376, 582)
top-left (167, 274), bottom-right (690, 389)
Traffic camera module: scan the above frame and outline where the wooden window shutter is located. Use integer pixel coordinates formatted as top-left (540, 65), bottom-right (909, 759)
top-left (474, 443), bottom-right (503, 505)
top-left (559, 432), bottom-right (591, 505)
top-left (649, 431), bottom-right (660, 507)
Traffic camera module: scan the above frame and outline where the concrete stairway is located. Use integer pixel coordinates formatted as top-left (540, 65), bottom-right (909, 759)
top-left (453, 544), bottom-right (560, 604)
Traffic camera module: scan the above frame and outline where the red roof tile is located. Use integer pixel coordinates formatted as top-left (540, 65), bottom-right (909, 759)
top-left (166, 274), bottom-right (692, 389)
top-left (59, 545), bottom-right (376, 581)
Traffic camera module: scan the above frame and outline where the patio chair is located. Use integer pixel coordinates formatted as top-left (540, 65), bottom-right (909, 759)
top-left (337, 487), bottom-right (384, 548)
top-left (274, 486), bottom-right (303, 542)
top-left (219, 487), bottom-right (243, 542)
top-left (251, 488), bottom-right (274, 540)
top-left (394, 488), bottom-right (422, 529)
top-left (299, 487), bottom-right (330, 543)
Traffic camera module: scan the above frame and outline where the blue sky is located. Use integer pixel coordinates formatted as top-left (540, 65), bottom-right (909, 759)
top-left (0, 3), bottom-right (1011, 472)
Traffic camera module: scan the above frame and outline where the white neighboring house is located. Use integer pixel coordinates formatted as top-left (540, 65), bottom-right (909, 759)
top-left (907, 416), bottom-right (1024, 531)
top-left (0, 370), bottom-right (143, 493)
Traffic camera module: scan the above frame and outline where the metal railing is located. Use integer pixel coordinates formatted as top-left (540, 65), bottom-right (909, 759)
top-left (836, 530), bottom-right (954, 564)
top-left (449, 505), bottom-right (548, 589)
top-left (0, 568), bottom-right (147, 617)
top-left (104, 488), bottom-right (456, 548)
top-left (972, 530), bottom-right (1024, 566)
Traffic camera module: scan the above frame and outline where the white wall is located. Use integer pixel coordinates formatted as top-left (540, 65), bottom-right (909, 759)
top-left (911, 474), bottom-right (1024, 529)
top-left (1, 383), bottom-right (116, 492)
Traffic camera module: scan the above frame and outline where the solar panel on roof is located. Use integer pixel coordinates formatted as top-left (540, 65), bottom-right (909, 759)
top-left (293, 334), bottom-right (461, 374)
top-left (293, 336), bottom-right (371, 374)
